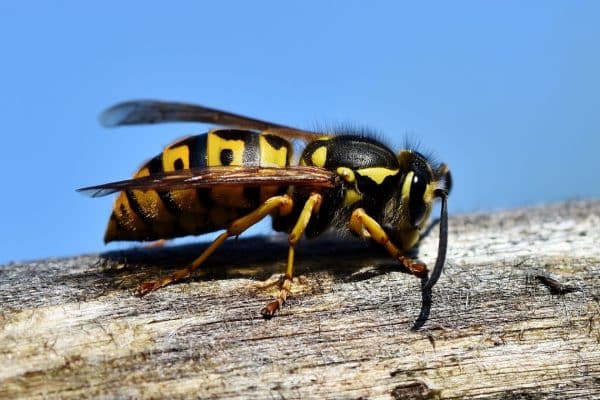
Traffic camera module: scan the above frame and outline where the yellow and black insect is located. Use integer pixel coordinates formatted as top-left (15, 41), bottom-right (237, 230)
top-left (79, 100), bottom-right (451, 318)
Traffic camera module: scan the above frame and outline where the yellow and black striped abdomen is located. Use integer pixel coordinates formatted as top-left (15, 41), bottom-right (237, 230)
top-left (105, 129), bottom-right (292, 243)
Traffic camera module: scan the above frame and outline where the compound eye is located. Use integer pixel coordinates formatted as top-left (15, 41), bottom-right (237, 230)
top-left (408, 172), bottom-right (428, 227)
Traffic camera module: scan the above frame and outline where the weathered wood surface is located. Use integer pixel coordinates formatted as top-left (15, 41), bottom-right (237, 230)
top-left (1, 200), bottom-right (599, 399)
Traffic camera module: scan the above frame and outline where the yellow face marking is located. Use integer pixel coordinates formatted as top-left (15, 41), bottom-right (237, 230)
top-left (207, 131), bottom-right (245, 166)
top-left (342, 188), bottom-right (362, 207)
top-left (336, 167), bottom-right (356, 183)
top-left (310, 146), bottom-right (327, 167)
top-left (356, 167), bottom-right (399, 184)
top-left (260, 135), bottom-right (288, 167)
top-left (415, 182), bottom-right (436, 230)
top-left (423, 182), bottom-right (436, 204)
top-left (400, 171), bottom-right (434, 231)
top-left (401, 171), bottom-right (414, 202)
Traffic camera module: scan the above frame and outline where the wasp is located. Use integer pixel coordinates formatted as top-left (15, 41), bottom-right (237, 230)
top-left (79, 100), bottom-right (451, 318)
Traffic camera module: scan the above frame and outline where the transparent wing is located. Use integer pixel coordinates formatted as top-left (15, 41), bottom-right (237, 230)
top-left (100, 100), bottom-right (322, 142)
top-left (78, 165), bottom-right (336, 198)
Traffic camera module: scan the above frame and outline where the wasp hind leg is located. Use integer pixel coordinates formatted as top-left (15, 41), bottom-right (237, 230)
top-left (349, 208), bottom-right (426, 276)
top-left (135, 195), bottom-right (294, 297)
top-left (261, 193), bottom-right (322, 319)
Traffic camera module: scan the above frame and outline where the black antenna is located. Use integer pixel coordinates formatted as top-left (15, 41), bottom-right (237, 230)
top-left (422, 189), bottom-right (448, 290)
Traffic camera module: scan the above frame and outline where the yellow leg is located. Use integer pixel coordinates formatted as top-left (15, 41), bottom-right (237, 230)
top-left (136, 195), bottom-right (294, 296)
top-left (261, 193), bottom-right (322, 318)
top-left (349, 208), bottom-right (426, 275)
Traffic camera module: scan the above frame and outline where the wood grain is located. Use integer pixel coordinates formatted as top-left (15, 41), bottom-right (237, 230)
top-left (1, 201), bottom-right (599, 399)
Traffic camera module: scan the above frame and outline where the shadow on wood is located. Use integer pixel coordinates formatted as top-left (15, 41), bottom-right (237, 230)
top-left (98, 233), bottom-right (438, 330)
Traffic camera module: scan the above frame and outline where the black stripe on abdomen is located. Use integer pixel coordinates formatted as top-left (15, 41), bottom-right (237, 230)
top-left (125, 190), bottom-right (152, 224)
top-left (146, 153), bottom-right (184, 215)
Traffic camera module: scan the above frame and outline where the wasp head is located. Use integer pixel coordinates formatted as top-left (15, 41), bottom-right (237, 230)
top-left (383, 150), bottom-right (451, 290)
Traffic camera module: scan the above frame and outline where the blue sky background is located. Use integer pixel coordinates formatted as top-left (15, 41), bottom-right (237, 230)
top-left (1, 1), bottom-right (598, 264)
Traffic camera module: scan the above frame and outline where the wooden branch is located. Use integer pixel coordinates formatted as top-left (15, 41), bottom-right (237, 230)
top-left (1, 201), bottom-right (599, 399)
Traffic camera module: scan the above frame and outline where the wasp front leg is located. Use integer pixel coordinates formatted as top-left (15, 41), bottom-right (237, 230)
top-left (136, 195), bottom-right (294, 296)
top-left (261, 193), bottom-right (322, 318)
top-left (349, 208), bottom-right (426, 276)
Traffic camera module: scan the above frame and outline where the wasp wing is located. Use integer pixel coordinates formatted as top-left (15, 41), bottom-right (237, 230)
top-left (100, 100), bottom-right (322, 142)
top-left (78, 166), bottom-right (336, 198)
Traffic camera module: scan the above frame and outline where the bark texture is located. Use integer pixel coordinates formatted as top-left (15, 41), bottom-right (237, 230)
top-left (1, 201), bottom-right (599, 399)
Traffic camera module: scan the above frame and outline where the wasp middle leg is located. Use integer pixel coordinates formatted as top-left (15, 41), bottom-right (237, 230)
top-left (135, 194), bottom-right (294, 296)
top-left (261, 192), bottom-right (322, 318)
